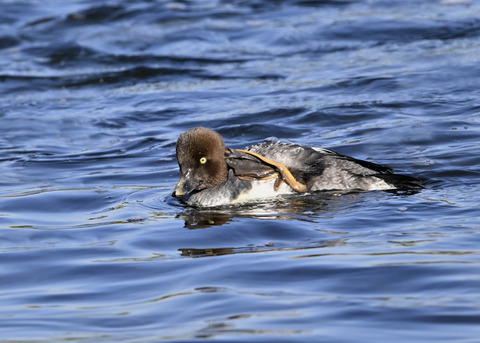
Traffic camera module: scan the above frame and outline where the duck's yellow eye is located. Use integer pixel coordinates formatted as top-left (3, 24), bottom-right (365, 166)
top-left (200, 157), bottom-right (207, 164)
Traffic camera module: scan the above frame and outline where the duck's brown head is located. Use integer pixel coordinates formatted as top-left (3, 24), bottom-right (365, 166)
top-left (173, 127), bottom-right (229, 198)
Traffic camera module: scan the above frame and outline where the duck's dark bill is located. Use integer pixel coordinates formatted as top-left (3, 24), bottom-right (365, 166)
top-left (173, 172), bottom-right (201, 198)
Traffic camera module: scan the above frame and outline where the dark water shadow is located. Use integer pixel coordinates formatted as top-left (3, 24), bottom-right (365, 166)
top-left (178, 238), bottom-right (347, 259)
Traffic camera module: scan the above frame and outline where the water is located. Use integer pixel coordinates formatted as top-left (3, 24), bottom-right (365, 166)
top-left (1, 0), bottom-right (480, 341)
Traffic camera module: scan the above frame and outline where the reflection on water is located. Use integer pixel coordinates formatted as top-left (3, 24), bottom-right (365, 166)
top-left (176, 191), bottom-right (351, 228)
top-left (175, 190), bottom-right (420, 229)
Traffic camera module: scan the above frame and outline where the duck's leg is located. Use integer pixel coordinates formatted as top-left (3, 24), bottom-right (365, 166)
top-left (235, 149), bottom-right (307, 192)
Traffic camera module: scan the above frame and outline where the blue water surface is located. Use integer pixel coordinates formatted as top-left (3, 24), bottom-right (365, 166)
top-left (1, 0), bottom-right (480, 342)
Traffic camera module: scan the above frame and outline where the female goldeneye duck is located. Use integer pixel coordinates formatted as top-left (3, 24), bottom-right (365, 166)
top-left (173, 127), bottom-right (422, 207)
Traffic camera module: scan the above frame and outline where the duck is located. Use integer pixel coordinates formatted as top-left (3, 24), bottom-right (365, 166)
top-left (172, 127), bottom-right (422, 207)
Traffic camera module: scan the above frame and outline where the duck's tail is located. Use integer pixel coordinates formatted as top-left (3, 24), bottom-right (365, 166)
top-left (378, 173), bottom-right (424, 191)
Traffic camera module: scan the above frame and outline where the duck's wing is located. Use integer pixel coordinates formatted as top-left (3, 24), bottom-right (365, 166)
top-left (246, 142), bottom-right (393, 176)
top-left (225, 148), bottom-right (278, 180)
top-left (313, 147), bottom-right (394, 175)
top-left (247, 142), bottom-right (423, 191)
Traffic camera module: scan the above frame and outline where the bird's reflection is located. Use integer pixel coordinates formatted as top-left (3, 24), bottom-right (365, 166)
top-left (176, 191), bottom-right (367, 229)
top-left (175, 189), bottom-right (420, 229)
